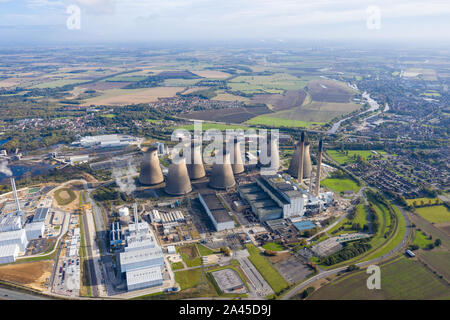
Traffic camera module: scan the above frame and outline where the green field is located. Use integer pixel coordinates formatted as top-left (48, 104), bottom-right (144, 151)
top-left (405, 197), bottom-right (441, 207)
top-left (309, 257), bottom-right (450, 300)
top-left (415, 205), bottom-right (450, 224)
top-left (196, 244), bottom-right (217, 256)
top-left (321, 178), bottom-right (360, 193)
top-left (246, 115), bottom-right (324, 128)
top-left (354, 204), bottom-right (367, 227)
top-left (245, 244), bottom-right (289, 295)
top-left (177, 244), bottom-right (202, 267)
top-left (30, 79), bottom-right (88, 89)
top-left (262, 242), bottom-right (285, 251)
top-left (174, 268), bottom-right (202, 290)
top-left (419, 250), bottom-right (450, 280)
top-left (327, 150), bottom-right (386, 165)
top-left (171, 262), bottom-right (185, 271)
top-left (228, 73), bottom-right (308, 94)
top-left (54, 188), bottom-right (76, 206)
top-left (412, 230), bottom-right (433, 249)
top-left (176, 122), bottom-right (251, 131)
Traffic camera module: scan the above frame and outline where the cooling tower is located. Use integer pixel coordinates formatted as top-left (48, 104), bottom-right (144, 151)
top-left (209, 152), bottom-right (236, 189)
top-left (186, 141), bottom-right (206, 180)
top-left (139, 147), bottom-right (164, 185)
top-left (232, 139), bottom-right (245, 174)
top-left (303, 142), bottom-right (313, 179)
top-left (269, 137), bottom-right (280, 171)
top-left (165, 157), bottom-right (192, 196)
top-left (288, 141), bottom-right (312, 179)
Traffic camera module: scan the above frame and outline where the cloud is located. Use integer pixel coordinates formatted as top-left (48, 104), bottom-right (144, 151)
top-left (73, 0), bottom-right (114, 14)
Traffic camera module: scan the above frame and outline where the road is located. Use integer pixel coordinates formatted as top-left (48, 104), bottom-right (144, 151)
top-left (0, 287), bottom-right (50, 300)
top-left (282, 203), bottom-right (411, 300)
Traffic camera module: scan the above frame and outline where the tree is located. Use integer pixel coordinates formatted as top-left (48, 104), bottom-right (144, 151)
top-left (434, 239), bottom-right (441, 247)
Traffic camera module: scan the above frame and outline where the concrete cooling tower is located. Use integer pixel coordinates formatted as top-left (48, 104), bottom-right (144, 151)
top-left (165, 157), bottom-right (192, 195)
top-left (139, 147), bottom-right (164, 185)
top-left (209, 152), bottom-right (236, 189)
top-left (269, 137), bottom-right (280, 171)
top-left (288, 141), bottom-right (312, 180)
top-left (186, 141), bottom-right (206, 180)
top-left (232, 139), bottom-right (245, 175)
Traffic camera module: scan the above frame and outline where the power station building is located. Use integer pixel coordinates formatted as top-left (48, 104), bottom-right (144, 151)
top-left (0, 229), bottom-right (28, 251)
top-left (125, 266), bottom-right (163, 291)
top-left (119, 246), bottom-right (164, 273)
top-left (0, 244), bottom-right (20, 264)
top-left (198, 193), bottom-right (235, 231)
top-left (0, 215), bottom-right (22, 232)
top-left (24, 222), bottom-right (45, 240)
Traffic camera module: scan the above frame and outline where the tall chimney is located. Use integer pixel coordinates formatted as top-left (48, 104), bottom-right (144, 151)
top-left (298, 132), bottom-right (305, 184)
top-left (314, 140), bottom-right (323, 196)
top-left (11, 178), bottom-right (20, 212)
top-left (133, 203), bottom-right (139, 233)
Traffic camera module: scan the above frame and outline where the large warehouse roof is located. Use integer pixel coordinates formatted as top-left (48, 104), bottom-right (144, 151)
top-left (120, 246), bottom-right (163, 265)
top-left (33, 207), bottom-right (49, 222)
top-left (0, 229), bottom-right (26, 241)
top-left (126, 266), bottom-right (163, 287)
top-left (0, 244), bottom-right (19, 257)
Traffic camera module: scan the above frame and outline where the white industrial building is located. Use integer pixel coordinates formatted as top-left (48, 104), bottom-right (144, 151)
top-left (126, 266), bottom-right (163, 291)
top-left (0, 215), bottom-right (22, 232)
top-left (125, 233), bottom-right (156, 252)
top-left (198, 193), bottom-right (235, 231)
top-left (0, 244), bottom-right (20, 264)
top-left (120, 246), bottom-right (164, 273)
top-left (150, 209), bottom-right (161, 223)
top-left (25, 222), bottom-right (45, 240)
top-left (128, 222), bottom-right (149, 234)
top-left (72, 134), bottom-right (140, 149)
top-left (0, 229), bottom-right (28, 251)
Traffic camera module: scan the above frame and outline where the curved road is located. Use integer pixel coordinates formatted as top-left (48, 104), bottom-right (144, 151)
top-left (282, 204), bottom-right (411, 300)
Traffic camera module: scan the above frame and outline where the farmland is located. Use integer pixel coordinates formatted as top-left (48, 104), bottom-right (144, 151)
top-left (306, 79), bottom-right (357, 103)
top-left (415, 206), bottom-right (450, 224)
top-left (228, 73), bottom-right (308, 94)
top-left (309, 257), bottom-right (450, 300)
top-left (250, 89), bottom-right (307, 112)
top-left (82, 87), bottom-right (184, 106)
top-left (181, 105), bottom-right (270, 124)
top-left (246, 115), bottom-right (324, 128)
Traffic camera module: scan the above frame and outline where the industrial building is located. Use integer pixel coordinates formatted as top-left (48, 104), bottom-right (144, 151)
top-left (72, 134), bottom-right (140, 149)
top-left (0, 244), bottom-right (20, 264)
top-left (125, 233), bottom-right (156, 252)
top-left (198, 193), bottom-right (235, 231)
top-left (118, 207), bottom-right (130, 217)
top-left (238, 183), bottom-right (283, 222)
top-left (209, 152), bottom-right (236, 190)
top-left (32, 207), bottom-right (50, 223)
top-left (125, 266), bottom-right (163, 291)
top-left (25, 222), bottom-right (45, 240)
top-left (119, 246), bottom-right (165, 273)
top-left (0, 215), bottom-right (22, 232)
top-left (0, 229), bottom-right (28, 251)
top-left (128, 222), bottom-right (149, 234)
top-left (109, 222), bottom-right (123, 248)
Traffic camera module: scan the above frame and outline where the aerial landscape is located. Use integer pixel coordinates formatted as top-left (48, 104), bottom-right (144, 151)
top-left (0, 0), bottom-right (448, 309)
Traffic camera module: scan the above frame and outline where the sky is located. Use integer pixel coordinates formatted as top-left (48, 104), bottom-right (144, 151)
top-left (0, 0), bottom-right (449, 45)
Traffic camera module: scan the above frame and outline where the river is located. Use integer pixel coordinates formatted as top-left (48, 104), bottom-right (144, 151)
top-left (327, 91), bottom-right (381, 134)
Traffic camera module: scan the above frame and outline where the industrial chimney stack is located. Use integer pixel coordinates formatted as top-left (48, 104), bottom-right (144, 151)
top-left (298, 132), bottom-right (305, 183)
top-left (133, 203), bottom-right (139, 234)
top-left (314, 139), bottom-right (323, 197)
top-left (10, 178), bottom-right (20, 212)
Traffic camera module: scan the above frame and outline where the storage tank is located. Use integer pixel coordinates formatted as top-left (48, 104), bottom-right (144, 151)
top-left (139, 147), bottom-right (164, 185)
top-left (119, 207), bottom-right (130, 217)
top-left (165, 157), bottom-right (192, 196)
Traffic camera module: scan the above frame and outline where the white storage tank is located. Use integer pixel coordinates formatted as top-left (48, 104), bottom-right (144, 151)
top-left (119, 207), bottom-right (130, 217)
